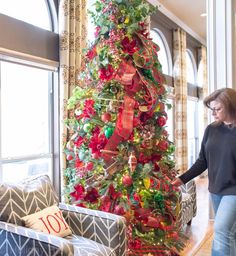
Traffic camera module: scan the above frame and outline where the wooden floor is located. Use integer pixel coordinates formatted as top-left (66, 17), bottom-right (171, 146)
top-left (180, 176), bottom-right (214, 256)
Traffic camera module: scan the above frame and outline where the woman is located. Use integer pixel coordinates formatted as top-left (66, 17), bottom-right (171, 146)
top-left (172, 88), bottom-right (236, 256)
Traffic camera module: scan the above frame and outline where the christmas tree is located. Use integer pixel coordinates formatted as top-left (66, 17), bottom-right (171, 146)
top-left (64, 0), bottom-right (185, 255)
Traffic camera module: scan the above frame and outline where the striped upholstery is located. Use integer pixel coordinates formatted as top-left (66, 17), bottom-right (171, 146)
top-left (0, 175), bottom-right (127, 256)
top-left (0, 175), bottom-right (59, 226)
top-left (60, 203), bottom-right (127, 256)
top-left (179, 179), bottom-right (197, 227)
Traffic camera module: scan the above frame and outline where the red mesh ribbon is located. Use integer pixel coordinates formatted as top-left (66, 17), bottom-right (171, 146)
top-left (137, 70), bottom-right (158, 112)
top-left (133, 33), bottom-right (154, 69)
top-left (116, 96), bottom-right (135, 139)
top-left (115, 59), bottom-right (136, 86)
top-left (102, 96), bottom-right (135, 165)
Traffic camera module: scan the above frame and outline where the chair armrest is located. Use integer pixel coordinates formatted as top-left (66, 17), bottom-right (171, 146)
top-left (178, 180), bottom-right (197, 227)
top-left (59, 203), bottom-right (127, 256)
top-left (180, 179), bottom-right (197, 216)
top-left (0, 221), bottom-right (74, 255)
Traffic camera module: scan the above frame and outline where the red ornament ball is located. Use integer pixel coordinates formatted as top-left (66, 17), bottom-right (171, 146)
top-left (101, 112), bottom-right (112, 122)
top-left (66, 154), bottom-right (73, 161)
top-left (158, 140), bottom-right (169, 151)
top-left (157, 116), bottom-right (166, 127)
top-left (122, 175), bottom-right (133, 186)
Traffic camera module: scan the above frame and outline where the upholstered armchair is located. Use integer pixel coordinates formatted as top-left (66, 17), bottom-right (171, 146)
top-left (179, 179), bottom-right (197, 227)
top-left (0, 175), bottom-right (127, 256)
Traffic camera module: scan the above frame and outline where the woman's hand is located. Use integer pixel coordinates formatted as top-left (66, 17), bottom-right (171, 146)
top-left (171, 177), bottom-right (184, 187)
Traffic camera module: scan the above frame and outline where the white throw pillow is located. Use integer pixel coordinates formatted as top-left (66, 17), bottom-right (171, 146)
top-left (21, 205), bottom-right (72, 237)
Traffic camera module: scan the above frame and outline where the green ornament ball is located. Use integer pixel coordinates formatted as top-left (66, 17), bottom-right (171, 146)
top-left (104, 126), bottom-right (114, 138)
top-left (154, 191), bottom-right (163, 202)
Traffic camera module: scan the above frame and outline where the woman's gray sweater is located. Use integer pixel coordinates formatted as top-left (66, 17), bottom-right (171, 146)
top-left (179, 122), bottom-right (236, 195)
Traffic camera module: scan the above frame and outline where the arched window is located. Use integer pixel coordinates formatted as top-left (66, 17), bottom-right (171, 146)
top-left (150, 29), bottom-right (172, 76)
top-left (165, 97), bottom-right (174, 142)
top-left (0, 1), bottom-right (59, 186)
top-left (197, 61), bottom-right (204, 87)
top-left (186, 50), bottom-right (197, 85)
top-left (186, 50), bottom-right (199, 167)
top-left (0, 0), bottom-right (53, 31)
top-left (187, 99), bottom-right (199, 167)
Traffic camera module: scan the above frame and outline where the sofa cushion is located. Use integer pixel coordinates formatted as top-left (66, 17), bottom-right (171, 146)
top-left (21, 205), bottom-right (72, 237)
top-left (0, 175), bottom-right (58, 225)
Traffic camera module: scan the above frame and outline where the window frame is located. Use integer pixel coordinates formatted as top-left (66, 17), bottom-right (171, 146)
top-left (150, 28), bottom-right (173, 76)
top-left (186, 49), bottom-right (198, 85)
top-left (0, 0), bottom-right (60, 194)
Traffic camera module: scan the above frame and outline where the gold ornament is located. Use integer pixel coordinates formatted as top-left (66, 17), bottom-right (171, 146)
top-left (143, 177), bottom-right (151, 189)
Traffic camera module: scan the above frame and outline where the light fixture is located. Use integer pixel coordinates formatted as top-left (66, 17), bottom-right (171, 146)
top-left (200, 13), bottom-right (207, 17)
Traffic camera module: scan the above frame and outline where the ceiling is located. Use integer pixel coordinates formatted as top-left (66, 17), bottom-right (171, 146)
top-left (155, 0), bottom-right (206, 42)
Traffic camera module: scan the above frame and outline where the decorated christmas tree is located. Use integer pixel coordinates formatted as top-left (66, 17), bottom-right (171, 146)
top-left (64, 0), bottom-right (185, 255)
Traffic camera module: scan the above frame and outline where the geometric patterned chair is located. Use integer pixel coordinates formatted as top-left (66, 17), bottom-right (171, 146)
top-left (179, 179), bottom-right (197, 227)
top-left (0, 175), bottom-right (127, 256)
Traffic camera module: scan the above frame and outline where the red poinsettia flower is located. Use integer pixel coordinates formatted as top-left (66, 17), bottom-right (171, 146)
top-left (92, 126), bottom-right (100, 135)
top-left (83, 99), bottom-right (96, 117)
top-left (121, 36), bottom-right (137, 54)
top-left (86, 46), bottom-right (97, 60)
top-left (108, 184), bottom-right (122, 200)
top-left (100, 195), bottom-right (112, 212)
top-left (70, 184), bottom-right (85, 201)
top-left (84, 188), bottom-right (100, 203)
top-left (138, 152), bottom-right (151, 164)
top-left (89, 133), bottom-right (108, 156)
top-left (74, 136), bottom-right (84, 148)
top-left (98, 64), bottom-right (114, 81)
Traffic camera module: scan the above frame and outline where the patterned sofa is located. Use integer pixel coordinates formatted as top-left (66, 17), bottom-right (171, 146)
top-left (179, 179), bottom-right (197, 227)
top-left (0, 175), bottom-right (127, 256)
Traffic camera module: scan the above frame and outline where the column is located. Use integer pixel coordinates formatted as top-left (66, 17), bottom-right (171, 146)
top-left (207, 0), bottom-right (236, 92)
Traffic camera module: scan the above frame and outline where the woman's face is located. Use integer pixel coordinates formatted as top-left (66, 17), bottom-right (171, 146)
top-left (209, 100), bottom-right (228, 123)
